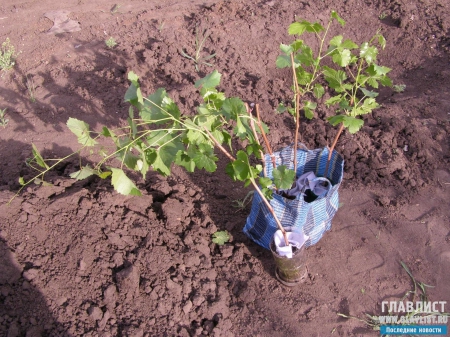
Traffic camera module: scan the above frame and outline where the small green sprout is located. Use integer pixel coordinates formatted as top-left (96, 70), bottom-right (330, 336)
top-left (180, 27), bottom-right (216, 72)
top-left (105, 37), bottom-right (117, 49)
top-left (393, 84), bottom-right (406, 93)
top-left (212, 231), bottom-right (230, 245)
top-left (0, 108), bottom-right (9, 127)
top-left (0, 38), bottom-right (18, 71)
top-left (26, 75), bottom-right (36, 102)
top-left (232, 191), bottom-right (254, 212)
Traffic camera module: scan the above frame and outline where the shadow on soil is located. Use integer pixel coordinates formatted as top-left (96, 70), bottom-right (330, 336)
top-left (0, 240), bottom-right (71, 336)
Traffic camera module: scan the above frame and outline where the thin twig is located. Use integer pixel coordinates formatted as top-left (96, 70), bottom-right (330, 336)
top-left (291, 52), bottom-right (301, 175)
top-left (203, 128), bottom-right (235, 161)
top-left (205, 127), bottom-right (289, 245)
top-left (246, 103), bottom-right (267, 177)
top-left (324, 98), bottom-right (354, 178)
top-left (255, 104), bottom-right (276, 169)
top-left (324, 122), bottom-right (344, 178)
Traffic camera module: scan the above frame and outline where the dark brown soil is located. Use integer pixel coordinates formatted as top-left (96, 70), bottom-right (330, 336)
top-left (1, 0), bottom-right (449, 336)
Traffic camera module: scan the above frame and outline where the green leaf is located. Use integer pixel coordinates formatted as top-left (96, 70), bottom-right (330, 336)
top-left (329, 35), bottom-right (343, 47)
top-left (230, 151), bottom-right (251, 181)
top-left (201, 90), bottom-right (226, 114)
top-left (327, 115), bottom-right (346, 126)
top-left (259, 177), bottom-right (273, 188)
top-left (288, 20), bottom-right (324, 36)
top-left (34, 178), bottom-right (52, 187)
top-left (101, 126), bottom-right (111, 137)
top-left (360, 42), bottom-right (378, 64)
top-left (142, 88), bottom-right (179, 124)
top-left (339, 98), bottom-right (352, 111)
top-left (124, 81), bottom-right (143, 106)
top-left (360, 87), bottom-right (379, 98)
top-left (246, 143), bottom-right (262, 158)
top-left (332, 48), bottom-right (352, 67)
top-left (303, 101), bottom-right (317, 119)
top-left (277, 103), bottom-right (287, 113)
top-left (341, 39), bottom-right (358, 49)
top-left (175, 151), bottom-right (196, 172)
top-left (110, 168), bottom-right (141, 196)
top-left (98, 171), bottom-right (112, 179)
top-left (146, 130), bottom-right (172, 147)
top-left (329, 115), bottom-right (365, 133)
top-left (128, 71), bottom-right (139, 84)
top-left (343, 116), bottom-right (364, 133)
top-left (162, 96), bottom-right (181, 120)
top-left (304, 21), bottom-right (325, 33)
top-left (272, 166), bottom-right (296, 190)
top-left (323, 66), bottom-right (347, 91)
top-left (295, 67), bottom-right (313, 86)
top-left (70, 165), bottom-right (96, 180)
top-left (67, 118), bottom-right (98, 147)
top-left (195, 70), bottom-right (221, 89)
top-left (296, 45), bottom-right (314, 66)
top-left (144, 148), bottom-right (157, 166)
top-left (291, 39), bottom-right (303, 52)
top-left (186, 129), bottom-right (205, 144)
top-left (364, 64), bottom-right (393, 88)
top-left (355, 97), bottom-right (379, 115)
top-left (377, 34), bottom-right (387, 49)
top-left (288, 22), bottom-right (307, 36)
top-left (128, 116), bottom-right (137, 138)
top-left (31, 143), bottom-right (49, 169)
top-left (222, 131), bottom-right (232, 150)
top-left (366, 77), bottom-right (379, 89)
top-left (276, 55), bottom-right (291, 68)
top-left (222, 97), bottom-right (246, 121)
top-left (261, 187), bottom-right (273, 200)
top-left (19, 177), bottom-right (25, 185)
top-left (280, 43), bottom-right (293, 54)
top-left (370, 64), bottom-right (391, 76)
top-left (380, 75), bottom-right (392, 87)
top-left (212, 231), bottom-right (230, 245)
top-left (152, 140), bottom-right (184, 176)
top-left (122, 151), bottom-right (140, 170)
top-left (304, 108), bottom-right (317, 117)
top-left (313, 84), bottom-right (325, 99)
top-left (234, 117), bottom-right (247, 139)
top-left (196, 114), bottom-right (216, 130)
top-left (188, 143), bottom-right (218, 172)
top-left (325, 95), bottom-right (343, 107)
top-left (225, 162), bottom-right (236, 180)
top-left (331, 10), bottom-right (346, 26)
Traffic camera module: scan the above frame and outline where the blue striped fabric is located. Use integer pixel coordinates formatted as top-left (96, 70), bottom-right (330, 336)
top-left (243, 144), bottom-right (344, 249)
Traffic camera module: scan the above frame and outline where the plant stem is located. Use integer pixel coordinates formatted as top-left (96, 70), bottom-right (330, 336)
top-left (324, 122), bottom-right (344, 178)
top-left (246, 103), bottom-right (267, 177)
top-left (255, 104), bottom-right (276, 169)
top-left (203, 128), bottom-right (235, 161)
top-left (204, 127), bottom-right (289, 246)
top-left (8, 145), bottom-right (91, 205)
top-left (290, 53), bottom-right (301, 175)
top-left (250, 178), bottom-right (289, 246)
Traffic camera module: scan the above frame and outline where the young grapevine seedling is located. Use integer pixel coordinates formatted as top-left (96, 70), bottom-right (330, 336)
top-left (276, 11), bottom-right (392, 176)
top-left (16, 11), bottom-right (395, 247)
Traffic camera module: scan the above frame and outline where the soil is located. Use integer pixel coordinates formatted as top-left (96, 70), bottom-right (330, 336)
top-left (1, 0), bottom-right (449, 336)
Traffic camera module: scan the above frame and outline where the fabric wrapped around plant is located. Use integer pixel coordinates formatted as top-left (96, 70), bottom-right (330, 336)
top-left (243, 144), bottom-right (344, 249)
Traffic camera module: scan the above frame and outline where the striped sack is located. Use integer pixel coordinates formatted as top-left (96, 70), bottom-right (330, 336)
top-left (243, 144), bottom-right (344, 249)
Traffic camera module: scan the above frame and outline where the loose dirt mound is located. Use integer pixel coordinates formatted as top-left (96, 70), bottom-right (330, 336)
top-left (0, 0), bottom-right (449, 336)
